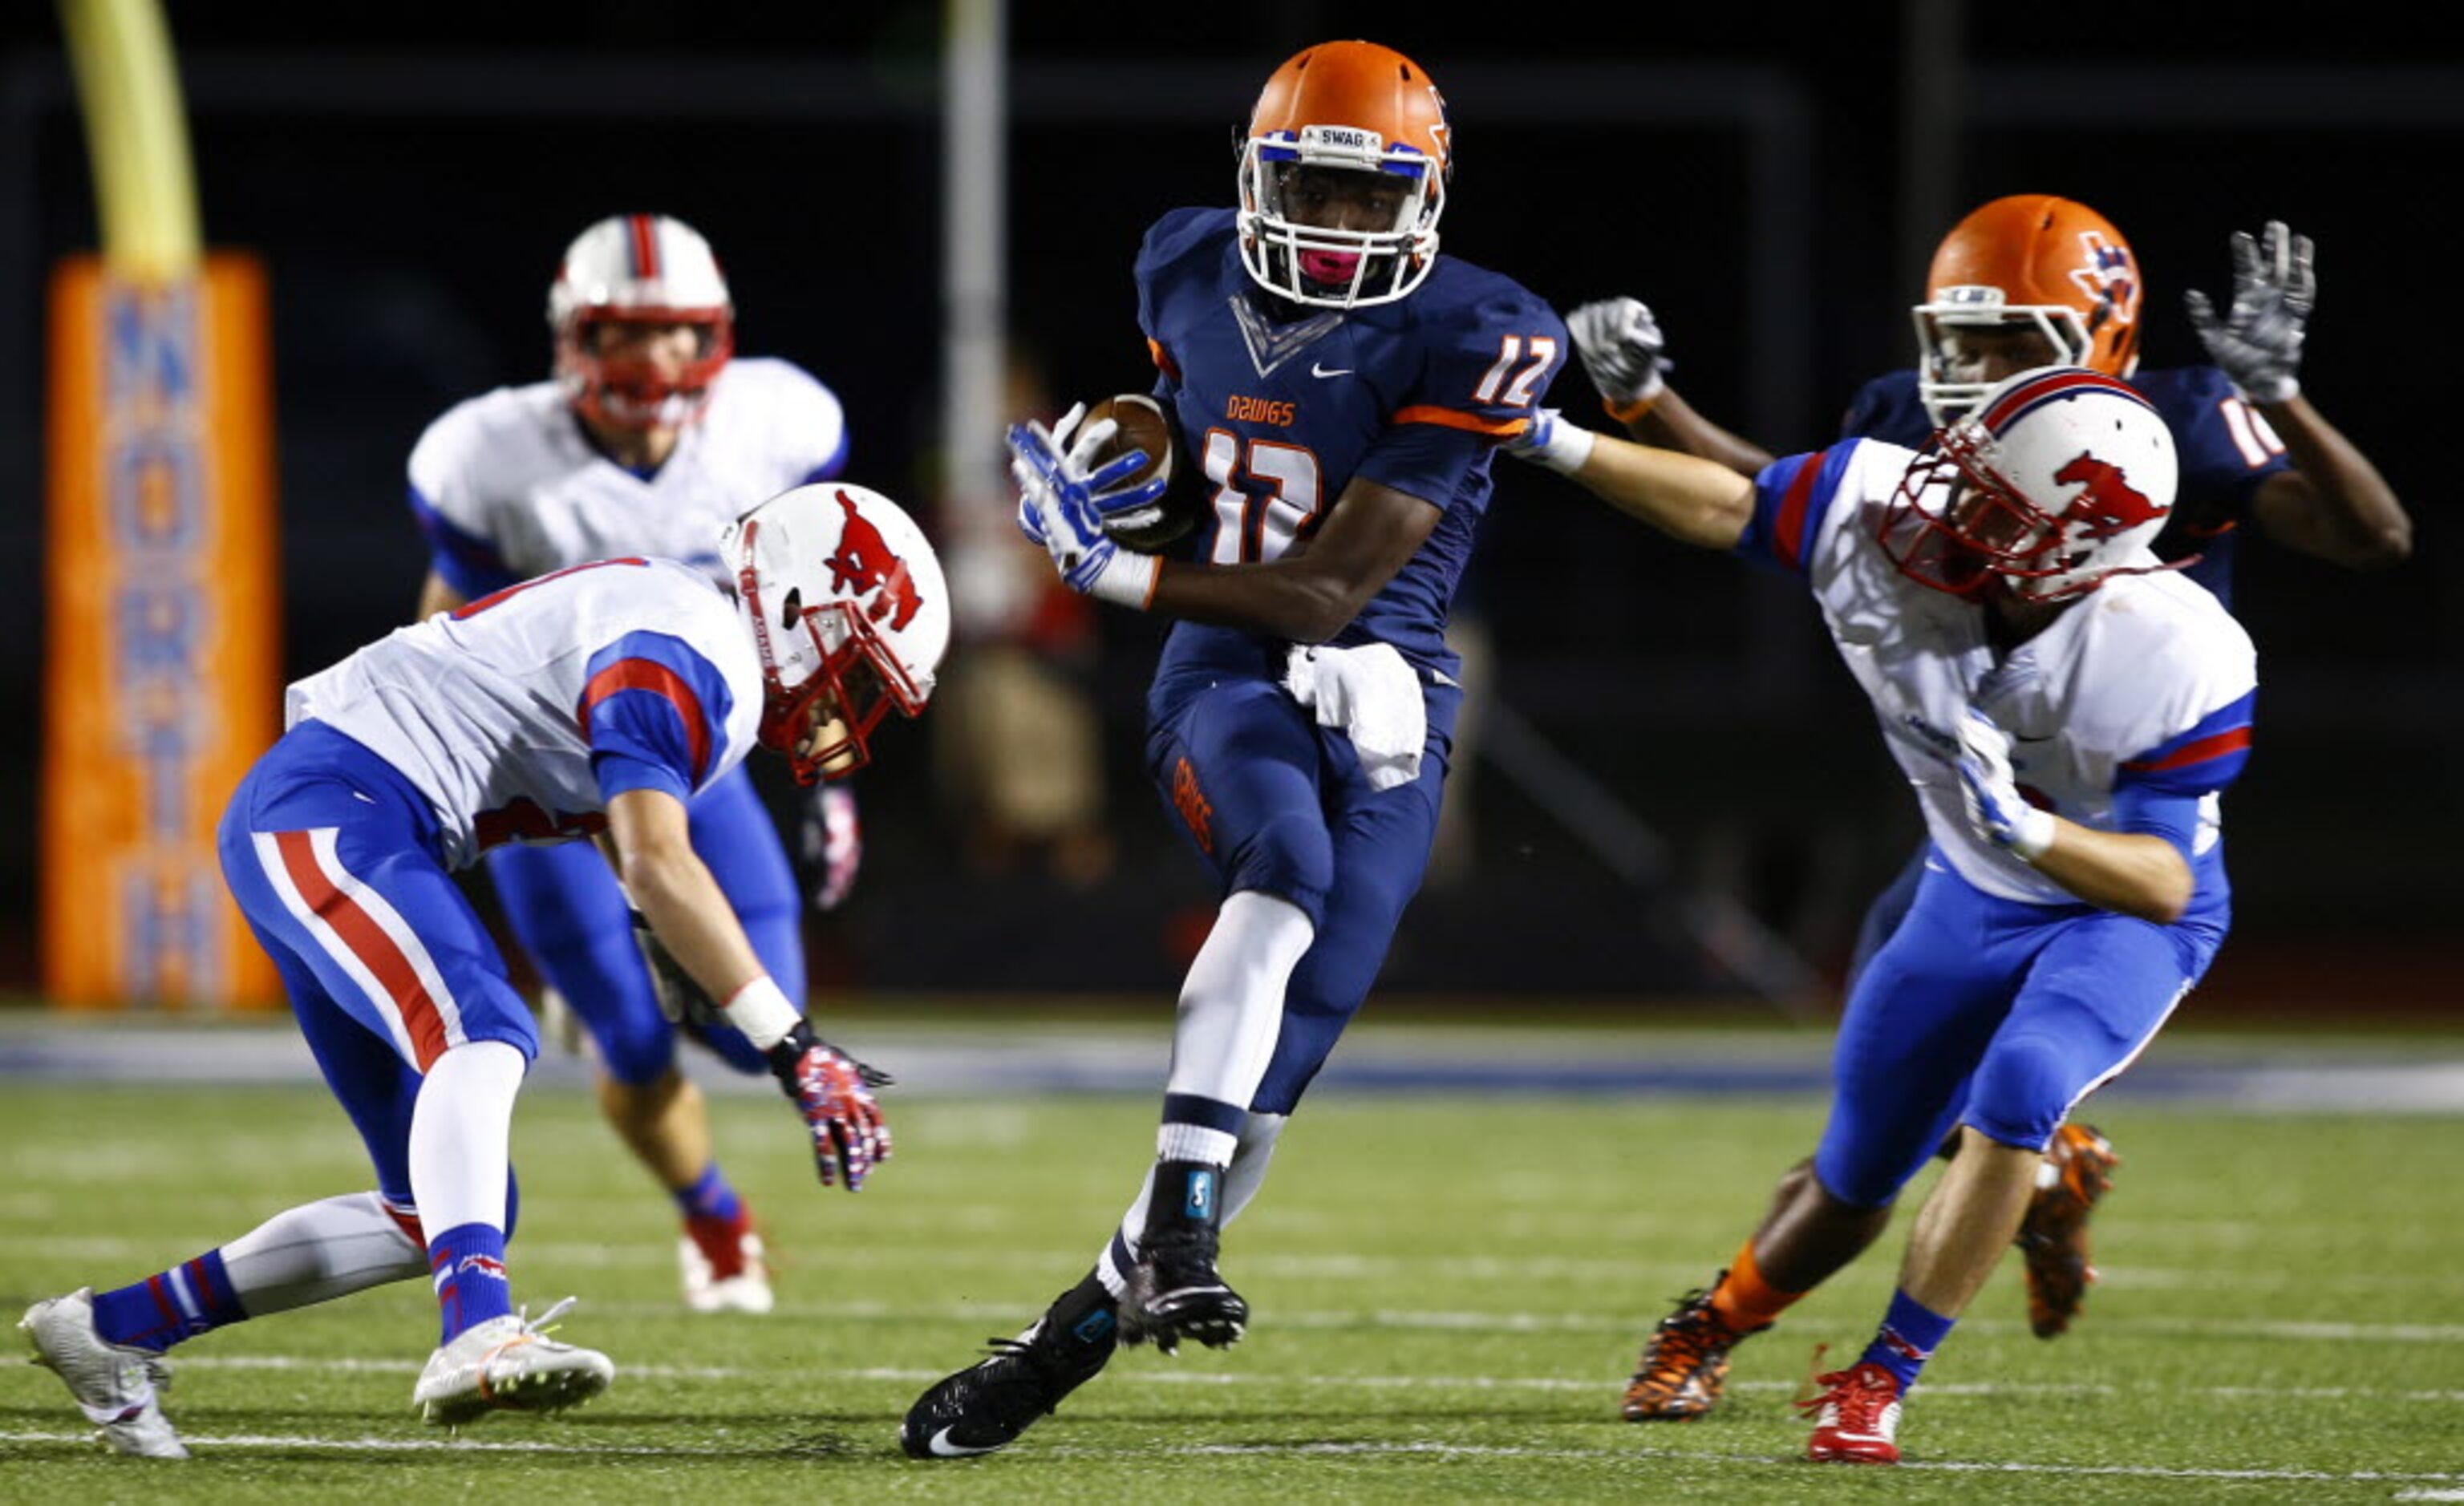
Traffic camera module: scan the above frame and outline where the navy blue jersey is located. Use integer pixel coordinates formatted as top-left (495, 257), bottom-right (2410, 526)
top-left (1840, 366), bottom-right (2291, 606)
top-left (1133, 208), bottom-right (1566, 691)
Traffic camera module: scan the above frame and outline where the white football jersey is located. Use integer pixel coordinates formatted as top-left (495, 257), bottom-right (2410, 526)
top-left (286, 558), bottom-right (766, 871)
top-left (1754, 439), bottom-right (2258, 905)
top-left (408, 357), bottom-right (847, 588)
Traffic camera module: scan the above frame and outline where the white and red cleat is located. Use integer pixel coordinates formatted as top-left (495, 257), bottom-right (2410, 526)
top-left (1801, 1358), bottom-right (1903, 1464)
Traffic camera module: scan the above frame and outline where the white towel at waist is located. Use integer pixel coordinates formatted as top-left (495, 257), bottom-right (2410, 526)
top-left (1281, 642), bottom-right (1426, 791)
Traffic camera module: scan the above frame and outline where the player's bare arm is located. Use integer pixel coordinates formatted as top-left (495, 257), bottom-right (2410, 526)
top-left (1514, 415), bottom-right (1757, 550)
top-left (2245, 406), bottom-right (2411, 568)
top-left (2183, 220), bottom-right (2411, 569)
top-left (1148, 477), bottom-right (1439, 642)
top-left (2020, 823), bottom-right (2195, 925)
top-left (1565, 297), bottom-right (1775, 476)
top-left (601, 787), bottom-right (767, 1005)
top-left (415, 571), bottom-right (468, 621)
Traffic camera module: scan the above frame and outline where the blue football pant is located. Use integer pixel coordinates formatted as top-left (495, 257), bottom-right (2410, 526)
top-left (1814, 852), bottom-right (2229, 1208)
top-left (485, 763), bottom-right (800, 1083)
top-left (217, 721), bottom-right (536, 1212)
top-left (1145, 672), bottom-right (1458, 1116)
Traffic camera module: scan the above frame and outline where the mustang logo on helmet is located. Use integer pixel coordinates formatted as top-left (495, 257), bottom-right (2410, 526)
top-left (825, 492), bottom-right (923, 632)
top-left (2053, 452), bottom-right (2162, 541)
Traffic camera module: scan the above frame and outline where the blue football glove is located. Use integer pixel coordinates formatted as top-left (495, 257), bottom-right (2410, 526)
top-left (1009, 403), bottom-right (1166, 605)
top-left (2183, 221), bottom-right (2312, 406)
top-left (1954, 706), bottom-right (2055, 861)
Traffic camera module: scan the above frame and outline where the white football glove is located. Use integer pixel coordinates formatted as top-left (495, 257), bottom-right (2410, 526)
top-left (1954, 706), bottom-right (2055, 862)
top-left (2183, 221), bottom-right (2312, 406)
top-left (1566, 297), bottom-right (1673, 412)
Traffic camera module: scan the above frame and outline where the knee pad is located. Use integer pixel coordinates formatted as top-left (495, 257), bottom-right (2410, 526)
top-left (1964, 1032), bottom-right (2075, 1150)
top-left (587, 1003), bottom-right (679, 1087)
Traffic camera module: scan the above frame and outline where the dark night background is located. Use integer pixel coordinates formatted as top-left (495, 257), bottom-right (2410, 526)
top-left (0, 7), bottom-right (2454, 1012)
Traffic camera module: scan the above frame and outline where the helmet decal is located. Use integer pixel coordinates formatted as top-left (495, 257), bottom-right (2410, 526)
top-left (823, 491), bottom-right (924, 633)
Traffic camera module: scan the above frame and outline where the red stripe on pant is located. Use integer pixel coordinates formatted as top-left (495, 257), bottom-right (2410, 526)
top-left (272, 831), bottom-right (452, 1071)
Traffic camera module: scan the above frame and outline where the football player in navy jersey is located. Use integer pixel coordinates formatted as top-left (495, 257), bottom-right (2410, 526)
top-left (1558, 194), bottom-right (2409, 1419)
top-left (901, 39), bottom-right (1566, 1459)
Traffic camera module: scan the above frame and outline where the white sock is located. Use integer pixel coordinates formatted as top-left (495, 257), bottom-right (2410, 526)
top-left (1100, 1111), bottom-right (1292, 1286)
top-left (218, 1192), bottom-right (427, 1317)
top-left (1163, 891), bottom-right (1313, 1109)
top-left (407, 1040), bottom-right (526, 1239)
top-left (1222, 1112), bottom-right (1287, 1227)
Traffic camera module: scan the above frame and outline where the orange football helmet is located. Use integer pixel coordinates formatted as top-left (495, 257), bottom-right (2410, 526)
top-left (1236, 40), bottom-right (1452, 308)
top-left (1914, 195), bottom-right (2142, 424)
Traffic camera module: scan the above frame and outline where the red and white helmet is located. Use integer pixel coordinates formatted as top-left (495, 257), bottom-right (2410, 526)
top-left (1881, 366), bottom-right (2180, 603)
top-left (721, 484), bottom-right (950, 784)
top-left (549, 213), bottom-right (735, 431)
top-left (1236, 40), bottom-right (1452, 308)
top-left (1913, 195), bottom-right (2142, 426)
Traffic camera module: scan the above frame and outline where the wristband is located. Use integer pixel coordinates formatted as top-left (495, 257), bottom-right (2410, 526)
top-left (1525, 418), bottom-right (1597, 476)
top-left (1088, 549), bottom-right (1161, 609)
top-left (1604, 388), bottom-right (1665, 425)
top-left (722, 974), bottom-right (803, 1051)
top-left (2008, 807), bottom-right (2057, 864)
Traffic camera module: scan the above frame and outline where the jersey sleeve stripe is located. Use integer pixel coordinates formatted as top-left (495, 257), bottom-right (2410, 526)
top-left (2121, 725), bottom-right (2251, 775)
top-left (407, 484), bottom-right (519, 599)
top-left (1147, 338), bottom-right (1181, 383)
top-left (2116, 690), bottom-right (2256, 794)
top-left (1749, 442), bottom-right (1856, 573)
top-left (1390, 404), bottom-right (1528, 437)
top-left (577, 658), bottom-right (712, 784)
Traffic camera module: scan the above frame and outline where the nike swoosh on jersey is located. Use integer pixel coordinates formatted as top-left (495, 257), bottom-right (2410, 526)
top-left (926, 1427), bottom-right (998, 1458)
top-left (1310, 362), bottom-right (1353, 379)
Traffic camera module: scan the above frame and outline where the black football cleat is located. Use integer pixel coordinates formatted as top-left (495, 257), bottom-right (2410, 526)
top-left (1120, 1226), bottom-right (1248, 1354)
top-left (1118, 1160), bottom-right (1246, 1354)
top-left (901, 1282), bottom-right (1116, 1459)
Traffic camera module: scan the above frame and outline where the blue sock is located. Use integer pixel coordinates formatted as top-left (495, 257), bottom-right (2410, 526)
top-left (1859, 1287), bottom-right (1957, 1391)
top-left (427, 1222), bottom-right (513, 1343)
top-left (673, 1163), bottom-right (744, 1226)
top-left (91, 1251), bottom-right (247, 1354)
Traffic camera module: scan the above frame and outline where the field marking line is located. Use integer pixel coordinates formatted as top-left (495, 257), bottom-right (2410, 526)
top-left (6, 1428), bottom-right (2452, 1483)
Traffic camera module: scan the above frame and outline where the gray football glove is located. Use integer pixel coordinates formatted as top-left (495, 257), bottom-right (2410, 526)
top-left (2183, 221), bottom-right (2312, 405)
top-left (1566, 297), bottom-right (1673, 411)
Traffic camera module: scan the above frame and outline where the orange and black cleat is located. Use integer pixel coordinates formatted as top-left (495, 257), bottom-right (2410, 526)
top-left (1620, 1283), bottom-right (1766, 1422)
top-left (2016, 1121), bottom-right (2121, 1338)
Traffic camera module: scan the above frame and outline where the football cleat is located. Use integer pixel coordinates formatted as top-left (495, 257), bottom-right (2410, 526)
top-left (679, 1220), bottom-right (773, 1314)
top-left (2016, 1121), bottom-right (2120, 1338)
top-left (19, 1289), bottom-right (188, 1459)
top-left (1120, 1226), bottom-right (1248, 1355)
top-left (900, 1307), bottom-right (1118, 1459)
top-left (1800, 1358), bottom-right (1903, 1464)
top-left (411, 1298), bottom-right (613, 1426)
top-left (1621, 1282), bottom-right (1766, 1422)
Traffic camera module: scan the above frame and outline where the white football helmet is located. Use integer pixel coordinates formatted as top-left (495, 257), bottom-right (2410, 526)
top-left (549, 213), bottom-right (735, 431)
top-left (1235, 40), bottom-right (1451, 309)
top-left (722, 484), bottom-right (950, 784)
top-left (1881, 366), bottom-right (2180, 602)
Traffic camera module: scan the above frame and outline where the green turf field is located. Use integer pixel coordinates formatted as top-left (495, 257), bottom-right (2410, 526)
top-left (5, 1080), bottom-right (2462, 1501)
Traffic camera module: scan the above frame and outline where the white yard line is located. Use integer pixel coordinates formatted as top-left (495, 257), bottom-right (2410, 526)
top-left (127, 1353), bottom-right (2464, 1403)
top-left (2, 1427), bottom-right (2458, 1484)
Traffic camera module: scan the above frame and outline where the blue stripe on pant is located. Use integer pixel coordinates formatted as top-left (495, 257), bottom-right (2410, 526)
top-left (486, 763), bottom-right (800, 1082)
top-left (1145, 668), bottom-right (1459, 1118)
top-left (1814, 847), bottom-right (2229, 1208)
top-left (216, 721), bottom-right (535, 1211)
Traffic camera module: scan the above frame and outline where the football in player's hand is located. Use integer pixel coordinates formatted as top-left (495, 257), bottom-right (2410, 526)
top-left (1084, 394), bottom-right (1197, 553)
